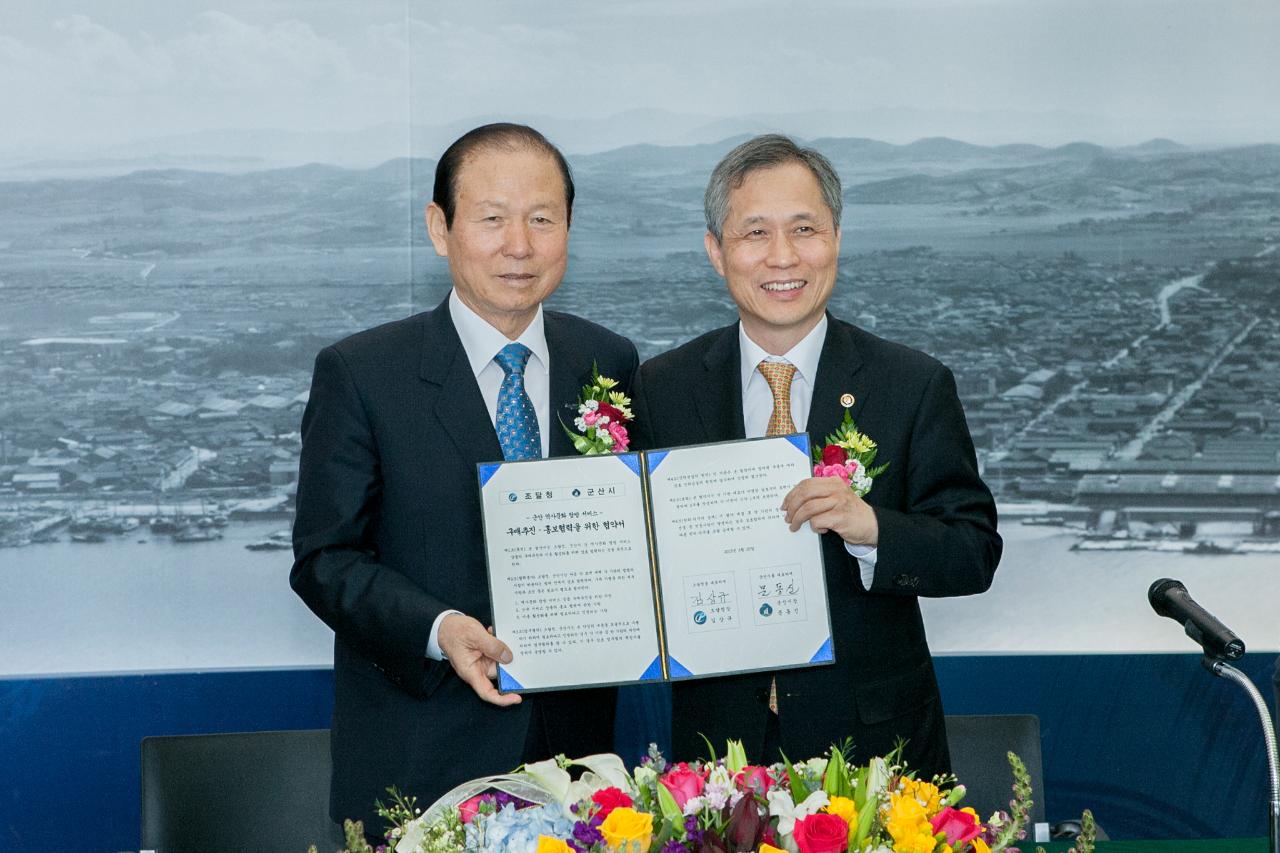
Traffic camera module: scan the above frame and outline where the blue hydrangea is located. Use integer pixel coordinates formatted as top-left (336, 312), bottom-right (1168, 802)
top-left (465, 802), bottom-right (576, 852)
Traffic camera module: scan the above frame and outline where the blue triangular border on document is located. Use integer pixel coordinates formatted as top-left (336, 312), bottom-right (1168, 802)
top-left (666, 655), bottom-right (693, 678)
top-left (478, 462), bottom-right (503, 488)
top-left (809, 636), bottom-right (834, 663)
top-left (498, 667), bottom-right (524, 692)
top-left (618, 453), bottom-right (643, 477)
top-left (646, 450), bottom-right (669, 474)
top-left (784, 434), bottom-right (810, 457)
top-left (638, 656), bottom-right (664, 681)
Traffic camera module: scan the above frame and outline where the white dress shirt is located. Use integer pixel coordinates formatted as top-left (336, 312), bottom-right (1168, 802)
top-left (738, 318), bottom-right (879, 589)
top-left (427, 290), bottom-right (553, 660)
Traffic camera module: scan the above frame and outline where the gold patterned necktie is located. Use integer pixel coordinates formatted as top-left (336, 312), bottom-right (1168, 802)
top-left (758, 361), bottom-right (798, 437)
top-left (757, 359), bottom-right (797, 714)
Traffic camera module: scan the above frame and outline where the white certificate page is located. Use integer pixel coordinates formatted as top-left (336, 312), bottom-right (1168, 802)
top-left (646, 435), bottom-right (833, 679)
top-left (479, 453), bottom-right (661, 692)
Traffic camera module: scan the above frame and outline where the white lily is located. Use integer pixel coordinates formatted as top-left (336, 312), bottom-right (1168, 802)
top-left (706, 764), bottom-right (733, 789)
top-left (573, 753), bottom-right (635, 793)
top-left (520, 757), bottom-right (573, 804)
top-left (519, 753), bottom-right (636, 809)
top-left (865, 756), bottom-right (890, 798)
top-left (767, 787), bottom-right (829, 837)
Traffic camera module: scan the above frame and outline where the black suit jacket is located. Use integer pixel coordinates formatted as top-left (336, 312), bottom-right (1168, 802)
top-left (629, 315), bottom-right (1000, 776)
top-left (291, 297), bottom-right (638, 828)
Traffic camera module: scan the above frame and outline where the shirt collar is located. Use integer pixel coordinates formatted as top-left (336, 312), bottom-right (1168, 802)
top-left (449, 289), bottom-right (549, 376)
top-left (738, 315), bottom-right (828, 389)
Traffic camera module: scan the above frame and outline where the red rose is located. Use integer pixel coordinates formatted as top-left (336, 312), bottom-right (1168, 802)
top-left (658, 763), bottom-right (705, 809)
top-left (821, 444), bottom-right (846, 466)
top-left (930, 807), bottom-right (983, 847)
top-left (590, 786), bottom-right (633, 820)
top-left (734, 765), bottom-right (776, 795)
top-left (597, 401), bottom-right (626, 423)
top-left (793, 812), bottom-right (849, 853)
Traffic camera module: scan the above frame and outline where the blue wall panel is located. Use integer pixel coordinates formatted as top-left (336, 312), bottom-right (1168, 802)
top-left (934, 654), bottom-right (1276, 840)
top-left (1, 655), bottom-right (1275, 852)
top-left (0, 669), bottom-right (334, 853)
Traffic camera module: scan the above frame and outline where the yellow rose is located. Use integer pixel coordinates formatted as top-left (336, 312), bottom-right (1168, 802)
top-left (537, 836), bottom-right (574, 853)
top-left (760, 845), bottom-right (788, 853)
top-left (599, 806), bottom-right (653, 852)
top-left (970, 839), bottom-right (991, 853)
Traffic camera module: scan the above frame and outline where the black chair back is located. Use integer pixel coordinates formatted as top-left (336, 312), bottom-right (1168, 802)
top-left (141, 728), bottom-right (337, 853)
top-left (945, 714), bottom-right (1046, 824)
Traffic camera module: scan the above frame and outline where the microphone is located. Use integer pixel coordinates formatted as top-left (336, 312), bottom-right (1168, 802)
top-left (1149, 578), bottom-right (1245, 661)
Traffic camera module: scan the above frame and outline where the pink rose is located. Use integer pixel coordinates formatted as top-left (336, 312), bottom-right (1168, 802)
top-left (734, 765), bottom-right (776, 795)
top-left (583, 409), bottom-right (600, 426)
top-left (793, 812), bottom-right (850, 853)
top-left (815, 463), bottom-right (852, 482)
top-left (930, 806), bottom-right (983, 847)
top-left (659, 763), bottom-right (705, 809)
top-left (458, 794), bottom-right (487, 825)
top-left (607, 421), bottom-right (630, 451)
top-left (821, 444), bottom-right (846, 466)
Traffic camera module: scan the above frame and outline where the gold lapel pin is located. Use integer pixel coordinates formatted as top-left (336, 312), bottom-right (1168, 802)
top-left (840, 393), bottom-right (856, 408)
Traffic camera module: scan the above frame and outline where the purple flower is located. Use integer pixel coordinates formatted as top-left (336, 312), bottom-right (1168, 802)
top-left (572, 818), bottom-right (604, 848)
top-left (492, 791), bottom-right (530, 810)
top-left (662, 842), bottom-right (691, 853)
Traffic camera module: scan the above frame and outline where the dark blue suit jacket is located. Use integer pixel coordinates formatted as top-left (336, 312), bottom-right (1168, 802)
top-left (291, 297), bottom-right (638, 828)
top-left (630, 315), bottom-right (1000, 776)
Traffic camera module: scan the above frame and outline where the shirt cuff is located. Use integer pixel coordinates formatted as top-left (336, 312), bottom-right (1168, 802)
top-left (844, 542), bottom-right (878, 590)
top-left (427, 610), bottom-right (463, 660)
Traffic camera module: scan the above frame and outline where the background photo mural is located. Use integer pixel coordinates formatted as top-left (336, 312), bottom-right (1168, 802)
top-left (0, 1), bottom-right (1277, 677)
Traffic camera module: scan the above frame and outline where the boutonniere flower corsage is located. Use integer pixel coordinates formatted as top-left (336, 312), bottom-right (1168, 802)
top-left (562, 365), bottom-right (634, 454)
top-left (812, 409), bottom-right (888, 497)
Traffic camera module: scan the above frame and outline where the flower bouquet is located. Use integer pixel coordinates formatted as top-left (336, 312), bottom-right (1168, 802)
top-left (562, 366), bottom-right (634, 455)
top-left (811, 411), bottom-right (887, 498)
top-left (316, 740), bottom-right (1096, 853)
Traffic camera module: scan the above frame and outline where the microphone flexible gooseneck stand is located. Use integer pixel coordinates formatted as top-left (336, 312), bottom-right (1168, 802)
top-left (1201, 655), bottom-right (1280, 853)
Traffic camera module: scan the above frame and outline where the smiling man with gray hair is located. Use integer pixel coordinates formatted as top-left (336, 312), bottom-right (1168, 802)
top-left (630, 134), bottom-right (1002, 775)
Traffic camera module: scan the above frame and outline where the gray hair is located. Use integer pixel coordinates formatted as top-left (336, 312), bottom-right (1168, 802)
top-left (704, 134), bottom-right (843, 242)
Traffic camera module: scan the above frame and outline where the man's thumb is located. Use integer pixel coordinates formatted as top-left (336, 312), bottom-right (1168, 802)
top-left (481, 631), bottom-right (514, 664)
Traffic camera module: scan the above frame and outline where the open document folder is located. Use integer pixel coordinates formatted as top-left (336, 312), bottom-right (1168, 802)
top-left (477, 434), bottom-right (835, 693)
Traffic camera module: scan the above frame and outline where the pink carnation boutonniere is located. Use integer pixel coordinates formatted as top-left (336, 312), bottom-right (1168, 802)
top-left (811, 408), bottom-right (889, 497)
top-left (562, 364), bottom-right (634, 454)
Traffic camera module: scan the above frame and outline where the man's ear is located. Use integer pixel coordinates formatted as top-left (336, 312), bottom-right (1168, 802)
top-left (704, 231), bottom-right (726, 278)
top-left (426, 202), bottom-right (449, 258)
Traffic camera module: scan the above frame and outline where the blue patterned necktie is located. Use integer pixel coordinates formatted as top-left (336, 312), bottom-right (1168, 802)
top-left (494, 342), bottom-right (541, 461)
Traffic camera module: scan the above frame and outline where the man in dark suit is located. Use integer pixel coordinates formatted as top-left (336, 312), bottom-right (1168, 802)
top-left (291, 124), bottom-right (638, 838)
top-left (630, 135), bottom-right (1000, 778)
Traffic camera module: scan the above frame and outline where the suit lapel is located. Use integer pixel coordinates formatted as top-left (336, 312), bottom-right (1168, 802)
top-left (696, 324), bottom-right (746, 442)
top-left (545, 312), bottom-right (591, 458)
top-left (418, 300), bottom-right (504, 465)
top-left (806, 316), bottom-right (871, 442)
